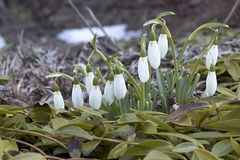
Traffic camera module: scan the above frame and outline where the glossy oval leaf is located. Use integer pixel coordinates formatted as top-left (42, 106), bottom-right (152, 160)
top-left (9, 153), bottom-right (46, 160)
top-left (56, 125), bottom-right (93, 140)
top-left (144, 150), bottom-right (172, 160)
top-left (172, 142), bottom-right (197, 153)
top-left (230, 137), bottom-right (240, 156)
top-left (108, 142), bottom-right (128, 159)
top-left (192, 148), bottom-right (218, 160)
top-left (211, 139), bottom-right (233, 157)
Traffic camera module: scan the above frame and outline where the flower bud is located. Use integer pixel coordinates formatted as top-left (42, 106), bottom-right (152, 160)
top-left (206, 71), bottom-right (217, 96)
top-left (158, 34), bottom-right (168, 58)
top-left (72, 77), bottom-right (83, 107)
top-left (104, 74), bottom-right (115, 105)
top-left (89, 78), bottom-right (102, 109)
top-left (53, 82), bottom-right (64, 109)
top-left (206, 45), bottom-right (218, 70)
top-left (114, 70), bottom-right (127, 100)
top-left (138, 56), bottom-right (149, 83)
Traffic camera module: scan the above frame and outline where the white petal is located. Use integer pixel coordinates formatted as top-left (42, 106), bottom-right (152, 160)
top-left (89, 86), bottom-right (102, 109)
top-left (114, 74), bottom-right (127, 100)
top-left (72, 84), bottom-right (83, 106)
top-left (147, 41), bottom-right (161, 69)
top-left (206, 45), bottom-right (218, 70)
top-left (85, 72), bottom-right (94, 94)
top-left (158, 34), bottom-right (168, 58)
top-left (104, 80), bottom-right (115, 105)
top-left (206, 71), bottom-right (217, 96)
top-left (138, 57), bottom-right (149, 83)
top-left (53, 91), bottom-right (65, 109)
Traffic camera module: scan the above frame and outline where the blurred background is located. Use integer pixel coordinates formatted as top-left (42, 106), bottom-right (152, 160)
top-left (0, 0), bottom-right (239, 46)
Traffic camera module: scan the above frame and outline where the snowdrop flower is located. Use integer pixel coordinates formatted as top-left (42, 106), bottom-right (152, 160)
top-left (158, 33), bottom-right (168, 58)
top-left (53, 82), bottom-right (64, 109)
top-left (114, 67), bottom-right (127, 100)
top-left (138, 56), bottom-right (149, 83)
top-left (206, 64), bottom-right (217, 96)
top-left (104, 73), bottom-right (115, 105)
top-left (206, 43), bottom-right (218, 70)
top-left (72, 76), bottom-right (83, 107)
top-left (85, 64), bottom-right (94, 94)
top-left (138, 35), bottom-right (150, 83)
top-left (89, 78), bottom-right (102, 109)
top-left (147, 31), bottom-right (161, 69)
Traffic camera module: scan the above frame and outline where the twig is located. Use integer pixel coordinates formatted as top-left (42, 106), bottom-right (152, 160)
top-left (1, 136), bottom-right (47, 156)
top-left (85, 7), bottom-right (121, 50)
top-left (93, 136), bottom-right (138, 145)
top-left (0, 128), bottom-right (67, 149)
top-left (67, 0), bottom-right (94, 35)
top-left (220, 0), bottom-right (240, 31)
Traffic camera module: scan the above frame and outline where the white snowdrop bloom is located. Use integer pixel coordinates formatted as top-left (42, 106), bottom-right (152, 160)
top-left (72, 77), bottom-right (83, 106)
top-left (206, 45), bottom-right (218, 70)
top-left (104, 73), bottom-right (115, 105)
top-left (89, 79), bottom-right (102, 109)
top-left (206, 71), bottom-right (217, 96)
top-left (114, 70), bottom-right (127, 100)
top-left (148, 40), bottom-right (161, 69)
top-left (53, 83), bottom-right (64, 109)
top-left (138, 56), bottom-right (149, 83)
top-left (104, 80), bottom-right (114, 105)
top-left (158, 34), bottom-right (168, 58)
top-left (85, 64), bottom-right (94, 94)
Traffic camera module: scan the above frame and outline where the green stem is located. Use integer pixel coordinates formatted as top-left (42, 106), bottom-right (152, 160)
top-left (189, 31), bottom-right (218, 83)
top-left (114, 60), bottom-right (142, 101)
top-left (0, 128), bottom-right (67, 149)
top-left (141, 84), bottom-right (146, 110)
top-left (119, 100), bottom-right (123, 114)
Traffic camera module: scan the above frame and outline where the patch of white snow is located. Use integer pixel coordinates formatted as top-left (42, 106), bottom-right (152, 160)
top-left (57, 24), bottom-right (141, 44)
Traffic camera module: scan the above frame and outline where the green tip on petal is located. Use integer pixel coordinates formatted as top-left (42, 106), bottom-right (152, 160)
top-left (210, 64), bottom-right (215, 72)
top-left (73, 76), bottom-right (80, 84)
top-left (93, 77), bottom-right (98, 86)
top-left (53, 82), bottom-right (60, 92)
top-left (108, 72), bottom-right (114, 81)
top-left (149, 31), bottom-right (156, 41)
top-left (115, 66), bottom-right (121, 74)
top-left (86, 64), bottom-right (92, 73)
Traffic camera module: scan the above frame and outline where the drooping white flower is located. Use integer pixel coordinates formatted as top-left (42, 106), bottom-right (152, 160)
top-left (206, 45), bottom-right (218, 70)
top-left (85, 64), bottom-right (94, 94)
top-left (53, 83), bottom-right (64, 109)
top-left (148, 40), bottom-right (161, 69)
top-left (114, 68), bottom-right (127, 100)
top-left (138, 56), bottom-right (149, 83)
top-left (147, 31), bottom-right (161, 69)
top-left (104, 73), bottom-right (115, 105)
top-left (89, 78), bottom-right (102, 109)
top-left (206, 71), bottom-right (217, 96)
top-left (158, 34), bottom-right (168, 58)
top-left (72, 77), bottom-right (83, 107)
